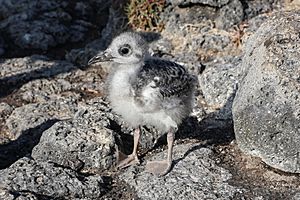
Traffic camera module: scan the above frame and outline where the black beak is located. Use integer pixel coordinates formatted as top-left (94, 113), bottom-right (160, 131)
top-left (87, 51), bottom-right (114, 66)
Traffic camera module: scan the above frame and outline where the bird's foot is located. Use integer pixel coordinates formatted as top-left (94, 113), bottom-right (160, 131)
top-left (145, 160), bottom-right (172, 176)
top-left (116, 151), bottom-right (140, 169)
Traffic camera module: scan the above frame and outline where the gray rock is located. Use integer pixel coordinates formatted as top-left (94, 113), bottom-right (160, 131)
top-left (68, 67), bottom-right (106, 92)
top-left (0, 0), bottom-right (106, 51)
top-left (0, 157), bottom-right (105, 199)
top-left (165, 0), bottom-right (244, 31)
top-left (215, 0), bottom-right (244, 30)
top-left (0, 188), bottom-right (38, 200)
top-left (243, 13), bottom-right (270, 36)
top-left (169, 0), bottom-right (230, 7)
top-left (149, 37), bottom-right (173, 56)
top-left (168, 0), bottom-right (282, 24)
top-left (199, 56), bottom-right (242, 107)
top-left (194, 56), bottom-right (243, 133)
top-left (0, 102), bottom-right (14, 143)
top-left (32, 98), bottom-right (117, 172)
top-left (120, 143), bottom-right (244, 199)
top-left (243, 0), bottom-right (283, 19)
top-left (0, 55), bottom-right (77, 84)
top-left (18, 78), bottom-right (75, 103)
top-left (0, 100), bottom-right (77, 169)
top-left (17, 68), bottom-right (105, 104)
top-left (160, 6), bottom-right (235, 65)
top-left (15, 193), bottom-right (38, 200)
top-left (0, 55), bottom-right (78, 101)
top-left (293, 193), bottom-right (300, 200)
top-left (66, 7), bottom-right (127, 67)
top-left (201, 32), bottom-right (232, 52)
top-left (233, 11), bottom-right (300, 173)
top-left (0, 102), bottom-right (14, 121)
top-left (0, 56), bottom-right (104, 103)
top-left (158, 0), bottom-right (286, 69)
top-left (5, 100), bottom-right (77, 139)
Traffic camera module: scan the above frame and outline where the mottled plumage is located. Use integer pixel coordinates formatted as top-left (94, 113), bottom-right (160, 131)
top-left (133, 59), bottom-right (195, 98)
top-left (88, 32), bottom-right (196, 176)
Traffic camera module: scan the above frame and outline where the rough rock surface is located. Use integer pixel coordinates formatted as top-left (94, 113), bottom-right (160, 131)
top-left (0, 0), bottom-right (111, 51)
top-left (199, 56), bottom-right (242, 108)
top-left (0, 55), bottom-right (77, 81)
top-left (0, 1), bottom-right (299, 199)
top-left (120, 143), bottom-right (244, 199)
top-left (233, 11), bottom-right (300, 173)
top-left (5, 101), bottom-right (77, 139)
top-left (168, 0), bottom-right (230, 7)
top-left (243, 0), bottom-right (282, 19)
top-left (0, 55), bottom-right (78, 100)
top-left (0, 100), bottom-right (77, 169)
top-left (0, 103), bottom-right (13, 123)
top-left (160, 8), bottom-right (234, 62)
top-left (215, 0), bottom-right (244, 29)
top-left (32, 98), bottom-right (116, 172)
top-left (0, 157), bottom-right (105, 199)
top-left (195, 56), bottom-right (243, 132)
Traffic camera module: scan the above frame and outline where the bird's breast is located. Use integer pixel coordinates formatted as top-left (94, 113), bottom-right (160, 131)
top-left (109, 68), bottom-right (136, 98)
top-left (108, 68), bottom-right (144, 127)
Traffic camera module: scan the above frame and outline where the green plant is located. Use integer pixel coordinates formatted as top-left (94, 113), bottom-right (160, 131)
top-left (126, 0), bottom-right (165, 32)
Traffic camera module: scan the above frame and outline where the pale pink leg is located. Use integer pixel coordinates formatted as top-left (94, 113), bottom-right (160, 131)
top-left (116, 127), bottom-right (140, 169)
top-left (145, 131), bottom-right (174, 176)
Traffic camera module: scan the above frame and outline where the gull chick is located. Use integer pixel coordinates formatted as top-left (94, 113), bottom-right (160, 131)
top-left (88, 32), bottom-right (196, 176)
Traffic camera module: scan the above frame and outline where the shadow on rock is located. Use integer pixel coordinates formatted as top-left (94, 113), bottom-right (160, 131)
top-left (0, 56), bottom-right (78, 99)
top-left (171, 143), bottom-right (207, 172)
top-left (0, 119), bottom-right (59, 169)
top-left (154, 92), bottom-right (236, 152)
top-left (194, 94), bottom-right (236, 145)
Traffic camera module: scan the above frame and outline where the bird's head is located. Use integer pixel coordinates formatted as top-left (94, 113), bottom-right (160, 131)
top-left (88, 32), bottom-right (149, 66)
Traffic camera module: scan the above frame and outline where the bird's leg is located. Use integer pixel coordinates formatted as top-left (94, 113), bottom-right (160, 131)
top-left (116, 127), bottom-right (140, 169)
top-left (145, 130), bottom-right (175, 176)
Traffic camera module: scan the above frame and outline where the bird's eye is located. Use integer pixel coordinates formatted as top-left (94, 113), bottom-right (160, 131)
top-left (118, 44), bottom-right (132, 56)
top-left (121, 47), bottom-right (129, 54)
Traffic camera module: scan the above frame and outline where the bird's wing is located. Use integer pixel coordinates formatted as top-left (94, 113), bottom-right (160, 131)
top-left (131, 58), bottom-right (196, 111)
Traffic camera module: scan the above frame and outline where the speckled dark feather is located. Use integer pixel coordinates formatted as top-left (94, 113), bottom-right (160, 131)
top-left (132, 58), bottom-right (197, 98)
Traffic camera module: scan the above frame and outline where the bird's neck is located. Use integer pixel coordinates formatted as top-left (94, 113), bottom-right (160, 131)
top-left (116, 60), bottom-right (144, 72)
top-left (108, 60), bottom-right (145, 97)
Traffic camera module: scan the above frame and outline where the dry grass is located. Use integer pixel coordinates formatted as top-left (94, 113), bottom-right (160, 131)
top-left (125, 0), bottom-right (166, 32)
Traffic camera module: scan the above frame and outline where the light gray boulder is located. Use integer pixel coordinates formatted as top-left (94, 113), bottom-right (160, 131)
top-left (0, 157), bottom-right (105, 199)
top-left (233, 11), bottom-right (300, 173)
top-left (120, 143), bottom-right (244, 199)
top-left (32, 98), bottom-right (117, 172)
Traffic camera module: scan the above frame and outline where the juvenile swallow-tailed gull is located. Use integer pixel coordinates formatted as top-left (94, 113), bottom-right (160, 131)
top-left (88, 32), bottom-right (196, 176)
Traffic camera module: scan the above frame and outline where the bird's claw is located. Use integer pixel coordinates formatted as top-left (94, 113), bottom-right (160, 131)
top-left (116, 151), bottom-right (140, 169)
